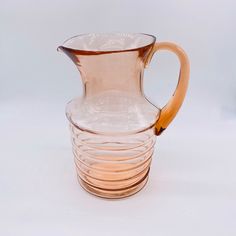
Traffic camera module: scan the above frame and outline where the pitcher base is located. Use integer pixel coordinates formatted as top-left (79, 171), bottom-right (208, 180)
top-left (77, 169), bottom-right (149, 199)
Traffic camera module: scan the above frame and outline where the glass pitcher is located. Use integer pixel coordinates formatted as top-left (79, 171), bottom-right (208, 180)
top-left (58, 33), bottom-right (190, 199)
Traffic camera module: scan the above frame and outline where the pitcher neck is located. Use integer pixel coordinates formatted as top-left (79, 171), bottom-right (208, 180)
top-left (76, 52), bottom-right (146, 97)
top-left (58, 34), bottom-right (155, 97)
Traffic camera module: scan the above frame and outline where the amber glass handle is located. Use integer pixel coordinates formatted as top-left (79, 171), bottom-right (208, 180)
top-left (149, 42), bottom-right (190, 135)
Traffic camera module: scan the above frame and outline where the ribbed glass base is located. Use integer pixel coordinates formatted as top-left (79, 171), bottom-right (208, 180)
top-left (70, 123), bottom-right (155, 199)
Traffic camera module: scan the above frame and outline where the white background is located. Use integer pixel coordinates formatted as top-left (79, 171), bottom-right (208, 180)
top-left (1, 0), bottom-right (236, 235)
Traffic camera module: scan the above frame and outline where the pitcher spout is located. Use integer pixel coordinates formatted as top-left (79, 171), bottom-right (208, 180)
top-left (57, 45), bottom-right (73, 56)
top-left (57, 44), bottom-right (80, 68)
top-left (57, 45), bottom-right (63, 52)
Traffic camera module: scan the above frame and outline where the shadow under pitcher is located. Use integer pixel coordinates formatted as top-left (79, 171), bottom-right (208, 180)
top-left (58, 33), bottom-right (190, 199)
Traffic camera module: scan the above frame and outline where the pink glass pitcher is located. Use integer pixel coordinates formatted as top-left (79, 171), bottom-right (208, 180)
top-left (58, 33), bottom-right (190, 199)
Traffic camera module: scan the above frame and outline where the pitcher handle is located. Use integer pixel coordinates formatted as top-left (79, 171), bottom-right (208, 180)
top-left (147, 42), bottom-right (190, 135)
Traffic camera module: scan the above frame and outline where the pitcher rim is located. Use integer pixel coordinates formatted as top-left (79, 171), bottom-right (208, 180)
top-left (58, 32), bottom-right (156, 55)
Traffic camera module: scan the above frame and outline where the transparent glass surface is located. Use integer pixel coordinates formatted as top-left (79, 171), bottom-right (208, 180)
top-left (58, 33), bottom-right (190, 198)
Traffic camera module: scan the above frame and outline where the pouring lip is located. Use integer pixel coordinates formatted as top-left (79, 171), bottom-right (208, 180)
top-left (57, 32), bottom-right (156, 55)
